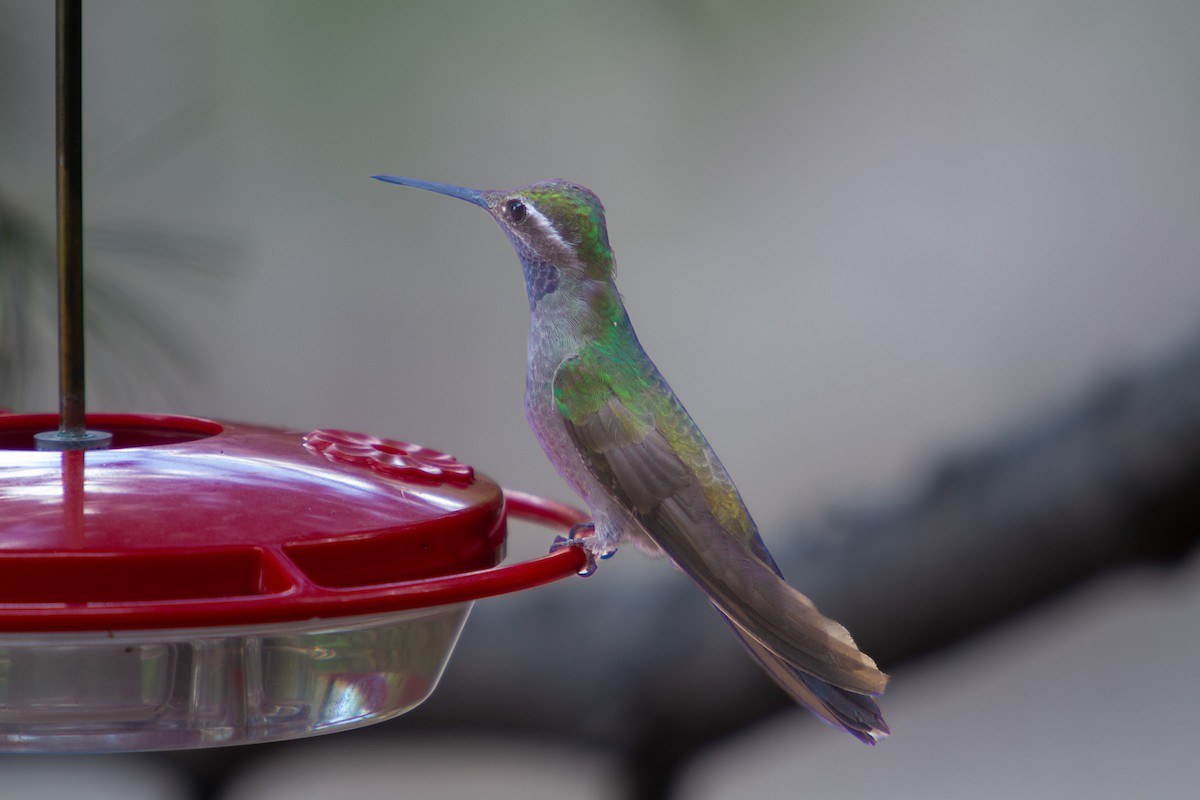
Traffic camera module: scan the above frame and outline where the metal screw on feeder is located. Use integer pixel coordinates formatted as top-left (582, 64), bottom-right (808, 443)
top-left (0, 2), bottom-right (587, 753)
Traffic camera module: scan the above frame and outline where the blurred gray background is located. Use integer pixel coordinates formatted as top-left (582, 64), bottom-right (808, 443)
top-left (1, 0), bottom-right (1198, 797)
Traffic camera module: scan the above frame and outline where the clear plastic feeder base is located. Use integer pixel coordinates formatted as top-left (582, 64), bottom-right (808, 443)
top-left (0, 605), bottom-right (471, 752)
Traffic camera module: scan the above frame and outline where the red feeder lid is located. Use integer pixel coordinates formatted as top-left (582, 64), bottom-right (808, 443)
top-left (0, 413), bottom-right (587, 632)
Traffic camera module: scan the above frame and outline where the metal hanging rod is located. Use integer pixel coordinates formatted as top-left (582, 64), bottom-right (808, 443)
top-left (36, 0), bottom-right (111, 451)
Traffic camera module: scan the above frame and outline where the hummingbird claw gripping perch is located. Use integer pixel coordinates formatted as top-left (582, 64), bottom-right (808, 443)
top-left (550, 531), bottom-right (599, 577)
top-left (551, 522), bottom-right (616, 576)
top-left (376, 174), bottom-right (890, 743)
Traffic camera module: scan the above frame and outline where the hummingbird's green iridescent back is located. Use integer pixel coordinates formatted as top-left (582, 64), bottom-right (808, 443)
top-left (376, 174), bottom-right (889, 743)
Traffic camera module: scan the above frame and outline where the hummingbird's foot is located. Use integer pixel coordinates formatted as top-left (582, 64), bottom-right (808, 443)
top-left (549, 522), bottom-right (613, 577)
top-left (551, 534), bottom-right (598, 576)
top-left (570, 521), bottom-right (618, 557)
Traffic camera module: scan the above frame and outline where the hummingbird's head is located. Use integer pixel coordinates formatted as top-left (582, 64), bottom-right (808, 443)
top-left (486, 181), bottom-right (614, 281)
top-left (373, 176), bottom-right (616, 295)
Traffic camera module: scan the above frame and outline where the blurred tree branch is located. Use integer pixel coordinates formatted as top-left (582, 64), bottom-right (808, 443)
top-left (408, 321), bottom-right (1200, 796)
top-left (162, 322), bottom-right (1200, 799)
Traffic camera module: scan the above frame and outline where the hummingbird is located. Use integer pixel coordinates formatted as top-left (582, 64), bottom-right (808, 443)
top-left (374, 175), bottom-right (889, 743)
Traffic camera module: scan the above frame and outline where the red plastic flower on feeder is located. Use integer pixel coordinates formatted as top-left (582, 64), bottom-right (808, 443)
top-left (303, 429), bottom-right (475, 486)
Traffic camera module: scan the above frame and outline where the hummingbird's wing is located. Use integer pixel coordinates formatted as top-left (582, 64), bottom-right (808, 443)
top-left (553, 350), bottom-right (888, 697)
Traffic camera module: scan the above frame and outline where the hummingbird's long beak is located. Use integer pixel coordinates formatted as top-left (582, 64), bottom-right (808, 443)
top-left (372, 175), bottom-right (488, 208)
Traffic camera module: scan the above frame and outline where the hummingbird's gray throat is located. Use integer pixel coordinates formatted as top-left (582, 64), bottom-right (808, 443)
top-left (523, 259), bottom-right (559, 309)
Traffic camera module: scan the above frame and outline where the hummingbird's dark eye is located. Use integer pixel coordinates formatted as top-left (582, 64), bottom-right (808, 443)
top-left (506, 199), bottom-right (527, 222)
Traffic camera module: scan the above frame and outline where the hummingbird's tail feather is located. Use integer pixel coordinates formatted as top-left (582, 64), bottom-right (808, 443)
top-left (796, 672), bottom-right (890, 744)
top-left (719, 609), bottom-right (889, 743)
top-left (651, 495), bottom-right (888, 696)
